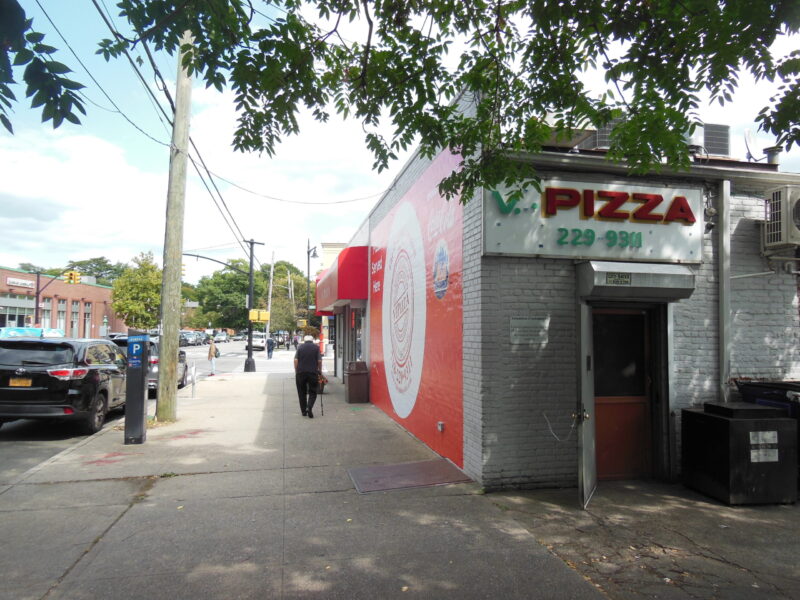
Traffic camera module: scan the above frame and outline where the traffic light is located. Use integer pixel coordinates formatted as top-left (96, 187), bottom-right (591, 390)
top-left (72, 271), bottom-right (80, 284)
top-left (181, 263), bottom-right (186, 278)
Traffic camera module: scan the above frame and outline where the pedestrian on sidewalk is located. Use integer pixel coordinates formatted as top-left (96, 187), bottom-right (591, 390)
top-left (208, 338), bottom-right (218, 376)
top-left (267, 336), bottom-right (275, 359)
top-left (294, 334), bottom-right (321, 418)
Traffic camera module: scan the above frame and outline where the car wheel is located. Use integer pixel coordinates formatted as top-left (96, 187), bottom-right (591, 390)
top-left (82, 392), bottom-right (107, 435)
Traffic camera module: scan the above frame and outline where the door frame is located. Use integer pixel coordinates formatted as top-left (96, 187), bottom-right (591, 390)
top-left (578, 300), bottom-right (673, 507)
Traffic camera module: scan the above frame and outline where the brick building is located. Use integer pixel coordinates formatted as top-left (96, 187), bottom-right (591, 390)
top-left (317, 106), bottom-right (800, 501)
top-left (0, 267), bottom-right (127, 337)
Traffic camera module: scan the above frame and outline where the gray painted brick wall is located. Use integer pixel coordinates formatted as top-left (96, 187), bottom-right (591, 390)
top-left (468, 180), bottom-right (800, 491)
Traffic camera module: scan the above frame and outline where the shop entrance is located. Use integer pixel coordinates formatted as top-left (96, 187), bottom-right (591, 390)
top-left (592, 309), bottom-right (651, 480)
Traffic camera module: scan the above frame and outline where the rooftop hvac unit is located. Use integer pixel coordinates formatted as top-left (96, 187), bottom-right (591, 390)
top-left (764, 185), bottom-right (800, 249)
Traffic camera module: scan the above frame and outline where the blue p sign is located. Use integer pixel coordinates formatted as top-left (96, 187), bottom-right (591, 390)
top-left (128, 334), bottom-right (148, 369)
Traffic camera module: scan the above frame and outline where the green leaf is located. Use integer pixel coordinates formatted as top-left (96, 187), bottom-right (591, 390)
top-left (12, 48), bottom-right (34, 66)
top-left (46, 61), bottom-right (71, 75)
top-left (0, 114), bottom-right (13, 134)
top-left (25, 31), bottom-right (45, 44)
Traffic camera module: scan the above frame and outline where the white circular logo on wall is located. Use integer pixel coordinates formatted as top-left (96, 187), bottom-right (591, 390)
top-left (382, 202), bottom-right (427, 418)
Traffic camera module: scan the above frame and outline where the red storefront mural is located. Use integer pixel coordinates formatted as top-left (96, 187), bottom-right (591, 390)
top-left (369, 151), bottom-right (464, 466)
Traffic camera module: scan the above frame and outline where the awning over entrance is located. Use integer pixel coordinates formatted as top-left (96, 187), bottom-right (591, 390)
top-left (577, 261), bottom-right (696, 302)
top-left (316, 246), bottom-right (369, 314)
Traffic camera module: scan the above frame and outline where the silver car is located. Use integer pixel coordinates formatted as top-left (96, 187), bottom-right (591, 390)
top-left (248, 333), bottom-right (266, 351)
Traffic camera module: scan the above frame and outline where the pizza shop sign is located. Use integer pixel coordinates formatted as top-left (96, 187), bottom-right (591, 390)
top-left (484, 178), bottom-right (704, 263)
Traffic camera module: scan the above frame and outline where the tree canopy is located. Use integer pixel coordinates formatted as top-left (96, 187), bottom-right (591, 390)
top-left (195, 258), bottom-right (266, 330)
top-left (18, 257), bottom-right (128, 285)
top-left (3, 0), bottom-right (799, 199)
top-left (111, 252), bottom-right (162, 329)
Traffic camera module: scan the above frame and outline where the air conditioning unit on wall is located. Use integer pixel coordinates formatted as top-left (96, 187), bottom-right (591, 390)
top-left (764, 185), bottom-right (800, 250)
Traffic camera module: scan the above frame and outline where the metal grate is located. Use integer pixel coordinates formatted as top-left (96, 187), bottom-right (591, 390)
top-left (704, 124), bottom-right (730, 155)
top-left (765, 189), bottom-right (784, 245)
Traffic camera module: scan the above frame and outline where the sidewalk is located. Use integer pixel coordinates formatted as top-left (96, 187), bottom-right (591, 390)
top-left (0, 370), bottom-right (602, 600)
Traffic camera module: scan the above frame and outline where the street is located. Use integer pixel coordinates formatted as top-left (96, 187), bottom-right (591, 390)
top-left (185, 340), bottom-right (300, 379)
top-left (0, 340), bottom-right (303, 486)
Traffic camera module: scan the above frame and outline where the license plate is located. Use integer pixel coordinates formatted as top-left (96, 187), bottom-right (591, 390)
top-left (9, 377), bottom-right (32, 387)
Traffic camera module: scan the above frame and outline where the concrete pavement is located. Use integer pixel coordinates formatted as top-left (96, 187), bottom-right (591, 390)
top-left (0, 363), bottom-right (602, 600)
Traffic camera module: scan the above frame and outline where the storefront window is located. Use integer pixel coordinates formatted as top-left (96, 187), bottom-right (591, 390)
top-left (42, 298), bottom-right (52, 327)
top-left (71, 301), bottom-right (80, 337)
top-left (57, 299), bottom-right (66, 331)
top-left (0, 293), bottom-right (35, 327)
top-left (346, 308), bottom-right (364, 362)
top-left (83, 303), bottom-right (92, 338)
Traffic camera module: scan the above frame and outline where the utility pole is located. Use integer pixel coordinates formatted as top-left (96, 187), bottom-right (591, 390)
top-left (244, 238), bottom-right (264, 372)
top-left (266, 251), bottom-right (275, 337)
top-left (156, 30), bottom-right (193, 423)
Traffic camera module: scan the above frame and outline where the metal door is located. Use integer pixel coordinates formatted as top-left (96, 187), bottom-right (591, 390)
top-left (578, 302), bottom-right (597, 508)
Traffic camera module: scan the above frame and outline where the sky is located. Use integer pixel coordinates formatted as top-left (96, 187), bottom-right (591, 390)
top-left (2, 2), bottom-right (799, 285)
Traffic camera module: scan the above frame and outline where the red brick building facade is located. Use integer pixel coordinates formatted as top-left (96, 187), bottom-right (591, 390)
top-left (0, 267), bottom-right (127, 337)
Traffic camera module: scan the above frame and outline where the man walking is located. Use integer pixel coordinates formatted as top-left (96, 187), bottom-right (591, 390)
top-left (294, 335), bottom-right (321, 418)
top-left (267, 335), bottom-right (275, 359)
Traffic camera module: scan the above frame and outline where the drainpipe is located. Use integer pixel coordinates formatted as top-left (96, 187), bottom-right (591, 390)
top-left (718, 180), bottom-right (731, 402)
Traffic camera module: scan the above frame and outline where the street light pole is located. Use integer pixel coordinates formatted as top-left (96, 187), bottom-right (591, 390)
top-left (244, 238), bottom-right (264, 372)
top-left (306, 239), bottom-right (318, 314)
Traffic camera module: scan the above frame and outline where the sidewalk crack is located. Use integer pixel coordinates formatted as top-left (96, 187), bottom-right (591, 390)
top-left (39, 476), bottom-right (157, 600)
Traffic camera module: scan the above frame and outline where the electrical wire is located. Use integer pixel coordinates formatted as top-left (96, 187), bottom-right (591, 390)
top-left (33, 0), bottom-right (170, 148)
top-left (87, 0), bottom-right (255, 265)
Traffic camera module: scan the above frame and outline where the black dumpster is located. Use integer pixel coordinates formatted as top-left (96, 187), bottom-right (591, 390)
top-left (344, 361), bottom-right (369, 404)
top-left (735, 380), bottom-right (800, 484)
top-left (682, 402), bottom-right (797, 505)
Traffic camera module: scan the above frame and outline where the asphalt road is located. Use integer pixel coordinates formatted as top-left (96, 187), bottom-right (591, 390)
top-left (0, 411), bottom-right (124, 485)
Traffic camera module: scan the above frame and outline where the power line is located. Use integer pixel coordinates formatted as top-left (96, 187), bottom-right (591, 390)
top-left (206, 170), bottom-right (387, 205)
top-left (87, 0), bottom-right (254, 265)
top-left (33, 0), bottom-right (170, 148)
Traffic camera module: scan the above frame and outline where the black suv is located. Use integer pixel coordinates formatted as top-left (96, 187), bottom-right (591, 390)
top-left (0, 338), bottom-right (127, 434)
top-left (112, 337), bottom-right (188, 398)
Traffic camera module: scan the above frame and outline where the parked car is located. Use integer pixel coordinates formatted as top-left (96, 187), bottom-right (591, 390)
top-left (248, 332), bottom-right (266, 350)
top-left (112, 336), bottom-right (188, 398)
top-left (213, 332), bottom-right (229, 343)
top-left (232, 333), bottom-right (246, 341)
top-left (0, 337), bottom-right (127, 434)
top-left (197, 332), bottom-right (211, 344)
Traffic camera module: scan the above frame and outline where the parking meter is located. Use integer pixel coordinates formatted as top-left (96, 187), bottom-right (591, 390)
top-left (124, 329), bottom-right (149, 444)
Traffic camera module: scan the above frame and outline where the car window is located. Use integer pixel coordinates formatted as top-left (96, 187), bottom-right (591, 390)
top-left (0, 341), bottom-right (74, 366)
top-left (85, 345), bottom-right (111, 365)
top-left (112, 346), bottom-right (127, 365)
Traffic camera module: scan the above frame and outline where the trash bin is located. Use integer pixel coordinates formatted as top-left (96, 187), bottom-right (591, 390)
top-left (344, 361), bottom-right (369, 404)
top-left (682, 402), bottom-right (797, 505)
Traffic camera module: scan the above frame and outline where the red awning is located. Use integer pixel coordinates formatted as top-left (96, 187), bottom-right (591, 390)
top-left (316, 246), bottom-right (368, 314)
